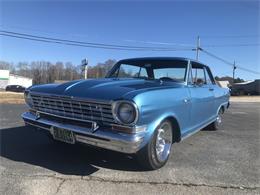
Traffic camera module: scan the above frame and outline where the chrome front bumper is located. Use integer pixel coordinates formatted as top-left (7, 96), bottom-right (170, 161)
top-left (22, 112), bottom-right (145, 154)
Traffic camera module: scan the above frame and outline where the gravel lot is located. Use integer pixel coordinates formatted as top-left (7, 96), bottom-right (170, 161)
top-left (0, 103), bottom-right (259, 195)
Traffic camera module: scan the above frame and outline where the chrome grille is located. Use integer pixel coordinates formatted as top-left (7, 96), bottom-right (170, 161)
top-left (31, 94), bottom-right (115, 124)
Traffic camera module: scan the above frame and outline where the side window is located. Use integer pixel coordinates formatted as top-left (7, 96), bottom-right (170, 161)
top-left (204, 68), bottom-right (213, 84)
top-left (191, 67), bottom-right (206, 85)
top-left (188, 67), bottom-right (193, 84)
top-left (139, 68), bottom-right (148, 77)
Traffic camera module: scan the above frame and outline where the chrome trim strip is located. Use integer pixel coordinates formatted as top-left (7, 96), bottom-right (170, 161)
top-left (25, 121), bottom-right (50, 131)
top-left (217, 101), bottom-right (229, 114)
top-left (181, 117), bottom-right (216, 140)
top-left (182, 101), bottom-right (229, 140)
top-left (36, 110), bottom-right (113, 125)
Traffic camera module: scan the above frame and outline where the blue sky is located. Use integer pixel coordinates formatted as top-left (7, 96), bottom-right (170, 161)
top-left (0, 0), bottom-right (259, 80)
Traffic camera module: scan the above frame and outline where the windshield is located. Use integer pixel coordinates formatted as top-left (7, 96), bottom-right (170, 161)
top-left (107, 59), bottom-right (188, 82)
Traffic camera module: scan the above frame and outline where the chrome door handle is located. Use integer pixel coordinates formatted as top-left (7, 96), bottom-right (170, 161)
top-left (183, 98), bottom-right (190, 103)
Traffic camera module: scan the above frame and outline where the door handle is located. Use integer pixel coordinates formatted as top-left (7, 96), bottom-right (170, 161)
top-left (183, 98), bottom-right (190, 103)
top-left (209, 88), bottom-right (214, 91)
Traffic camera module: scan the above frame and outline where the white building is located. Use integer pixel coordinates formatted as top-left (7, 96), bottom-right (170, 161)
top-left (217, 80), bottom-right (230, 88)
top-left (0, 70), bottom-right (32, 89)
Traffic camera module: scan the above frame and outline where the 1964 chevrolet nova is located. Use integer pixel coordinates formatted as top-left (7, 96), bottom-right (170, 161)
top-left (22, 57), bottom-right (230, 170)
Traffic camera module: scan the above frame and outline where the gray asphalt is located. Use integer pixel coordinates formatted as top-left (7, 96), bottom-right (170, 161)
top-left (0, 103), bottom-right (259, 195)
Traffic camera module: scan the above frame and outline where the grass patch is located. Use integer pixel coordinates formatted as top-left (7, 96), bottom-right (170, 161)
top-left (0, 91), bottom-right (25, 104)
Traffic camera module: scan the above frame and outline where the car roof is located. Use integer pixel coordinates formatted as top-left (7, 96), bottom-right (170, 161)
top-left (118, 57), bottom-right (209, 68)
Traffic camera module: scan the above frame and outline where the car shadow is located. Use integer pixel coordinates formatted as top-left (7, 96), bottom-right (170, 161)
top-left (0, 126), bottom-right (145, 176)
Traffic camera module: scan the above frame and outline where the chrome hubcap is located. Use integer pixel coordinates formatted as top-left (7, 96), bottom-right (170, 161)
top-left (155, 122), bottom-right (172, 162)
top-left (216, 112), bottom-right (222, 126)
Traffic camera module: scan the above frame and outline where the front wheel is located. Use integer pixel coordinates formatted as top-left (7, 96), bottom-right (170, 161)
top-left (137, 120), bottom-right (173, 170)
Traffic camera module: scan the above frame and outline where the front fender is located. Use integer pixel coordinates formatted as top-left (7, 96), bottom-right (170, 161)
top-left (131, 87), bottom-right (190, 148)
top-left (138, 111), bottom-right (181, 148)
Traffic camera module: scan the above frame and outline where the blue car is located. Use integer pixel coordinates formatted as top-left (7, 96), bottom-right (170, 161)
top-left (22, 57), bottom-right (230, 170)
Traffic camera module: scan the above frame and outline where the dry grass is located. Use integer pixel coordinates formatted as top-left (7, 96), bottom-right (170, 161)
top-left (0, 91), bottom-right (25, 104)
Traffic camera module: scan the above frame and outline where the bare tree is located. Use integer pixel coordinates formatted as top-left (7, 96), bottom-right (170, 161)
top-left (1, 59), bottom-right (117, 85)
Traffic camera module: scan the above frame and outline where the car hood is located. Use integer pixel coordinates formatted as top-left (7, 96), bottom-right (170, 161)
top-left (29, 78), bottom-right (184, 101)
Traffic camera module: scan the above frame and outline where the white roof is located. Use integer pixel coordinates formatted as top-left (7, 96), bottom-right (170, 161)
top-left (234, 80), bottom-right (254, 85)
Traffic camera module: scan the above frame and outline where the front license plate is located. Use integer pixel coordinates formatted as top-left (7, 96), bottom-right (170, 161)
top-left (52, 127), bottom-right (75, 144)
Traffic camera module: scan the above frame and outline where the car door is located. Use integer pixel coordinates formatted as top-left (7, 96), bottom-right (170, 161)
top-left (204, 67), bottom-right (219, 116)
top-left (188, 63), bottom-right (215, 130)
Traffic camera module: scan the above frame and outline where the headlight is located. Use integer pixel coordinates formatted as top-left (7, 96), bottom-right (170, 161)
top-left (24, 91), bottom-right (33, 107)
top-left (112, 101), bottom-right (138, 125)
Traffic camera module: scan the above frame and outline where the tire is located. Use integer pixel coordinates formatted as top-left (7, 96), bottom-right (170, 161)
top-left (137, 120), bottom-right (173, 170)
top-left (207, 108), bottom-right (224, 131)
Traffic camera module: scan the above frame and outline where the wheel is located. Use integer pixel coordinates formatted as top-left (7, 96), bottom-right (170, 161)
top-left (207, 109), bottom-right (223, 131)
top-left (137, 120), bottom-right (173, 170)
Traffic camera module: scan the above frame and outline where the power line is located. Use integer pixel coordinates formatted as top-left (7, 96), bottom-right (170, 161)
top-left (202, 43), bottom-right (260, 48)
top-left (201, 34), bottom-right (260, 39)
top-left (0, 33), bottom-right (156, 51)
top-left (124, 39), bottom-right (194, 47)
top-left (125, 39), bottom-right (260, 48)
top-left (1, 29), bottom-right (259, 75)
top-left (0, 25), bottom-right (195, 48)
top-left (0, 30), bottom-right (194, 51)
top-left (201, 48), bottom-right (260, 75)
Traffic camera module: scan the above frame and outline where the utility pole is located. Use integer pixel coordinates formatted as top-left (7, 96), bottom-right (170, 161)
top-left (196, 36), bottom-right (201, 60)
top-left (233, 60), bottom-right (237, 83)
top-left (81, 58), bottom-right (88, 79)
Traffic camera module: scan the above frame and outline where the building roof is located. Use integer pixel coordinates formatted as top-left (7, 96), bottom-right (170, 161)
top-left (217, 80), bottom-right (230, 88)
top-left (233, 80), bottom-right (254, 85)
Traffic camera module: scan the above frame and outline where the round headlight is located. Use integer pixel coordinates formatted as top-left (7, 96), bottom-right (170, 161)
top-left (24, 92), bottom-right (33, 107)
top-left (113, 101), bottom-right (138, 125)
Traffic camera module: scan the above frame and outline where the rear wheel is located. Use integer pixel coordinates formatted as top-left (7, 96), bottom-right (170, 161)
top-left (137, 120), bottom-right (173, 170)
top-left (207, 109), bottom-right (223, 130)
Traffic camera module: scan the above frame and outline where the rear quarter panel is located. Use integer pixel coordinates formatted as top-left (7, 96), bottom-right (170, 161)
top-left (212, 84), bottom-right (230, 114)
